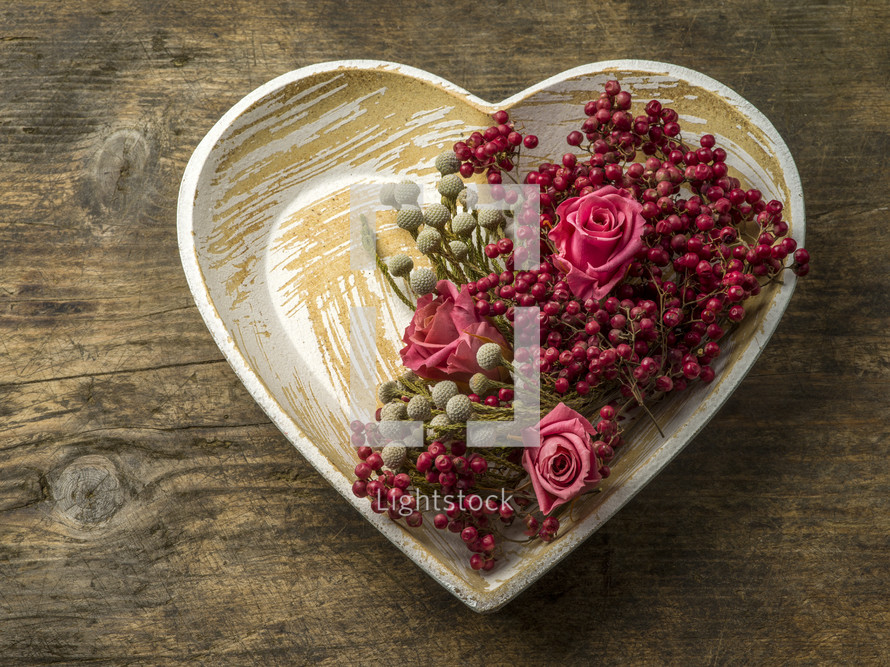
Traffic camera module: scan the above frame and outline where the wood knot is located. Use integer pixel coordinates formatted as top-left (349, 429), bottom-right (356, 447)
top-left (87, 128), bottom-right (155, 213)
top-left (51, 455), bottom-right (124, 527)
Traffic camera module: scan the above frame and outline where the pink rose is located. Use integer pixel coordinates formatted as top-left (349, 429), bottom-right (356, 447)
top-left (548, 185), bottom-right (646, 301)
top-left (522, 403), bottom-right (602, 515)
top-left (400, 280), bottom-right (508, 383)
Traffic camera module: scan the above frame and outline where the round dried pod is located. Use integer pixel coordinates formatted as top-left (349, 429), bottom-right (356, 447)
top-left (469, 422), bottom-right (498, 448)
top-left (416, 228), bottom-right (443, 254)
top-left (381, 442), bottom-right (407, 469)
top-left (400, 369), bottom-right (419, 384)
top-left (409, 267), bottom-right (436, 295)
top-left (378, 401), bottom-right (408, 440)
top-left (429, 413), bottom-right (452, 429)
top-left (448, 240), bottom-right (468, 260)
top-left (477, 208), bottom-right (505, 231)
top-left (451, 212), bottom-right (476, 237)
top-left (378, 380), bottom-right (404, 404)
top-left (435, 151), bottom-right (461, 175)
top-left (396, 205), bottom-right (423, 232)
top-left (406, 395), bottom-right (432, 421)
top-left (379, 183), bottom-right (398, 208)
top-left (395, 180), bottom-right (421, 205)
top-left (431, 380), bottom-right (458, 409)
top-left (386, 254), bottom-right (414, 277)
top-left (469, 372), bottom-right (495, 396)
top-left (476, 342), bottom-right (504, 370)
top-left (423, 203), bottom-right (451, 230)
top-left (445, 394), bottom-right (472, 423)
top-left (378, 421), bottom-right (403, 440)
top-left (457, 187), bottom-right (478, 211)
top-left (380, 401), bottom-right (407, 421)
top-left (437, 173), bottom-right (463, 200)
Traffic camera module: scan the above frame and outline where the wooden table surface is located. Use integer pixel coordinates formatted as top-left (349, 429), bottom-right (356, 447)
top-left (1, 1), bottom-right (888, 664)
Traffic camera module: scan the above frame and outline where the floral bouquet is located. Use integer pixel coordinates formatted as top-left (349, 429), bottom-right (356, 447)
top-left (349, 79), bottom-right (810, 573)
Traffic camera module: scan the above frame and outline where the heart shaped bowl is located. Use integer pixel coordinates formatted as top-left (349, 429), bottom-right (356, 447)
top-left (177, 59), bottom-right (804, 612)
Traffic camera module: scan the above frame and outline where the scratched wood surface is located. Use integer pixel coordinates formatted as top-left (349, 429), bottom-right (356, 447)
top-left (0, 1), bottom-right (887, 664)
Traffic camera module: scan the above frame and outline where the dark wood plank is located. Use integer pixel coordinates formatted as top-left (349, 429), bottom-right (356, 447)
top-left (0, 1), bottom-right (888, 664)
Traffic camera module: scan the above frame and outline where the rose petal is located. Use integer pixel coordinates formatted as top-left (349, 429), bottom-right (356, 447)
top-left (543, 447), bottom-right (579, 484)
top-left (421, 300), bottom-right (458, 346)
top-left (521, 403), bottom-right (600, 515)
top-left (548, 186), bottom-right (645, 302)
top-left (398, 279), bottom-right (509, 383)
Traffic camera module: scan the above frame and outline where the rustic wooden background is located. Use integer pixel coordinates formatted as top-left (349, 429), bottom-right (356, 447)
top-left (1, 1), bottom-right (887, 664)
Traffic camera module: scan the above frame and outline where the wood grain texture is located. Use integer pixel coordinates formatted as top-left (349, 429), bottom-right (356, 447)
top-left (0, 0), bottom-right (887, 664)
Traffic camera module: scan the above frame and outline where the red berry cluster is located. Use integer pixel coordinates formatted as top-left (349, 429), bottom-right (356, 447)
top-left (523, 515), bottom-right (560, 543)
top-left (351, 421), bottom-right (424, 526)
top-left (467, 386), bottom-right (514, 408)
top-left (415, 439), bottom-right (485, 490)
top-left (509, 83), bottom-right (688, 225)
top-left (455, 81), bottom-right (810, 445)
top-left (452, 109), bottom-right (538, 184)
top-left (433, 498), bottom-right (558, 571)
top-left (352, 406), bottom-right (557, 570)
top-left (421, 439), bottom-right (556, 570)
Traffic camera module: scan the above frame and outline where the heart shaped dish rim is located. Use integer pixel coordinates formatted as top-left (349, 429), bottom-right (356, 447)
top-left (177, 59), bottom-right (804, 612)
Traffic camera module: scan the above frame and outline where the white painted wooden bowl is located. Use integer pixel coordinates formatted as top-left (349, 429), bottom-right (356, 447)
top-left (177, 60), bottom-right (804, 612)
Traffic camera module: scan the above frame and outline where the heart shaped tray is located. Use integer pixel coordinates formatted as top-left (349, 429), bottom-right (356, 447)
top-left (177, 59), bottom-right (804, 612)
